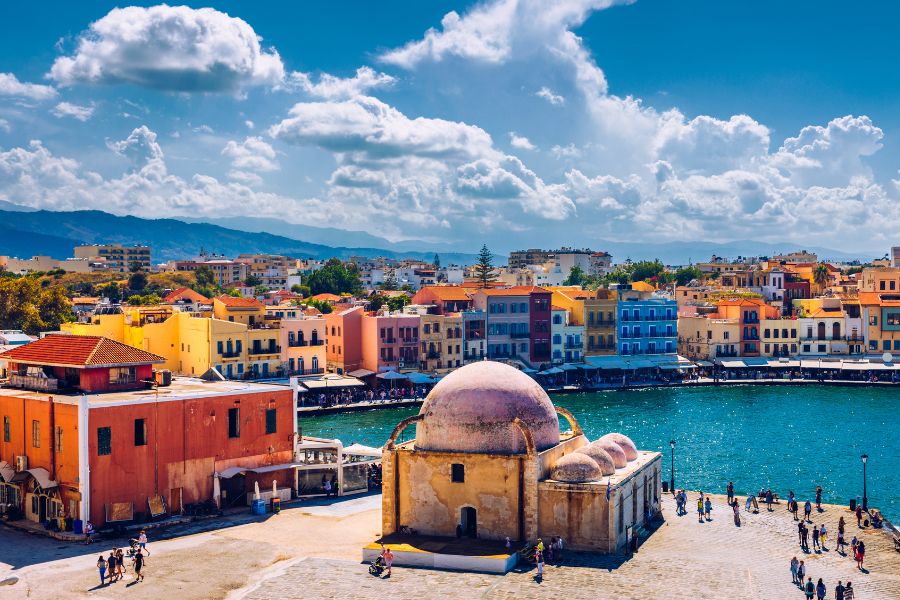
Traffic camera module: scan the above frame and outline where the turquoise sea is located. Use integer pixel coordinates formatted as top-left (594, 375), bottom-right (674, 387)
top-left (299, 385), bottom-right (900, 517)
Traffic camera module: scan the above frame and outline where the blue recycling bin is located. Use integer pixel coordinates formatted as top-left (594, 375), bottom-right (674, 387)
top-left (73, 519), bottom-right (83, 535)
top-left (251, 499), bottom-right (266, 515)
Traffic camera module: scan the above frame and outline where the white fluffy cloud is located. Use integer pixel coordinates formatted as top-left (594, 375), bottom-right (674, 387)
top-left (0, 72), bottom-right (57, 100)
top-left (287, 66), bottom-right (395, 99)
top-left (509, 132), bottom-right (535, 150)
top-left (51, 101), bottom-right (95, 121)
top-left (222, 136), bottom-right (279, 184)
top-left (536, 86), bottom-right (565, 106)
top-left (49, 5), bottom-right (284, 92)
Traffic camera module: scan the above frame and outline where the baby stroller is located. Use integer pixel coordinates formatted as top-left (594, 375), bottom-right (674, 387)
top-left (368, 555), bottom-right (386, 576)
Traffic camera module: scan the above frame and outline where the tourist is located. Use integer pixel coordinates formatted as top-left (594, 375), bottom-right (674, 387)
top-left (138, 529), bottom-right (148, 553)
top-left (536, 538), bottom-right (544, 553)
top-left (745, 493), bottom-right (753, 512)
top-left (732, 500), bottom-right (740, 526)
top-left (804, 576), bottom-right (815, 600)
top-left (803, 499), bottom-right (811, 521)
top-left (697, 496), bottom-right (705, 522)
top-left (765, 489), bottom-right (774, 511)
top-left (704, 497), bottom-right (712, 521)
top-left (556, 536), bottom-right (564, 562)
top-left (855, 540), bottom-right (865, 570)
top-left (546, 538), bottom-right (554, 562)
top-left (505, 536), bottom-right (511, 550)
top-left (812, 524), bottom-right (820, 551)
top-left (844, 581), bottom-right (854, 599)
top-left (801, 524), bottom-right (809, 551)
top-left (815, 485), bottom-right (823, 511)
top-left (798, 521), bottom-right (805, 545)
top-left (816, 578), bottom-right (826, 600)
top-left (726, 481), bottom-right (734, 504)
top-left (107, 552), bottom-right (117, 583)
top-left (835, 580), bottom-right (845, 600)
top-left (838, 516), bottom-right (846, 536)
top-left (851, 535), bottom-right (858, 559)
top-left (535, 549), bottom-right (544, 580)
top-left (133, 549), bottom-right (145, 582)
top-left (84, 521), bottom-right (95, 545)
top-left (797, 561), bottom-right (806, 588)
top-left (855, 505), bottom-right (863, 527)
top-left (820, 523), bottom-right (827, 550)
top-left (116, 548), bottom-right (126, 579)
top-left (790, 556), bottom-right (799, 584)
top-left (837, 530), bottom-right (846, 554)
top-left (323, 476), bottom-right (332, 497)
top-left (791, 498), bottom-right (799, 521)
top-left (97, 555), bottom-right (107, 586)
top-left (383, 547), bottom-right (393, 577)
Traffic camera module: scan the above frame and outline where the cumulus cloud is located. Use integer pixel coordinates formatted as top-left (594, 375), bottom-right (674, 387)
top-left (49, 5), bottom-right (284, 92)
top-left (287, 66), bottom-right (395, 99)
top-left (0, 72), bottom-right (57, 100)
top-left (509, 132), bottom-right (535, 150)
top-left (51, 101), bottom-right (95, 121)
top-left (536, 86), bottom-right (564, 106)
top-left (222, 136), bottom-right (279, 183)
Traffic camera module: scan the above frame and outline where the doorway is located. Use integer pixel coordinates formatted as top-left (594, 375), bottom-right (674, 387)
top-left (460, 506), bottom-right (477, 538)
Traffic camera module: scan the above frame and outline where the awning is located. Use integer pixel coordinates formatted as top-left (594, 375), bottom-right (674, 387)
top-left (376, 370), bottom-right (407, 380)
top-left (720, 360), bottom-right (747, 368)
top-left (348, 369), bottom-right (375, 378)
top-left (768, 359), bottom-right (800, 368)
top-left (800, 360), bottom-right (842, 369)
top-left (301, 375), bottom-right (365, 389)
top-left (0, 461), bottom-right (13, 483)
top-left (694, 360), bottom-right (715, 367)
top-left (343, 443), bottom-right (383, 457)
top-left (540, 367), bottom-right (564, 375)
top-left (742, 357), bottom-right (770, 367)
top-left (578, 363), bottom-right (600, 370)
top-left (584, 356), bottom-right (629, 369)
top-left (10, 467), bottom-right (57, 489)
top-left (626, 358), bottom-right (655, 370)
top-left (217, 463), bottom-right (303, 479)
top-left (659, 362), bottom-right (696, 370)
top-left (558, 363), bottom-right (579, 371)
top-left (520, 367), bottom-right (538, 374)
top-left (404, 372), bottom-right (436, 384)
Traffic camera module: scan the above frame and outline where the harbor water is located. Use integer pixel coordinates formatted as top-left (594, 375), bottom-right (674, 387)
top-left (299, 384), bottom-right (900, 516)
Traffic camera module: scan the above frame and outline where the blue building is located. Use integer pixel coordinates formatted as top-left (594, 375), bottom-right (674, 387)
top-left (615, 287), bottom-right (678, 355)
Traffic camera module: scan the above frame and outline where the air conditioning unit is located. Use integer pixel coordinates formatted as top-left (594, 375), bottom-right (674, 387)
top-left (398, 361), bottom-right (406, 368)
top-left (15, 455), bottom-right (28, 472)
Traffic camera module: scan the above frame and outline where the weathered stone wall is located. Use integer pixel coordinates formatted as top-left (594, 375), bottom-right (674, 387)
top-left (537, 482), bottom-right (612, 551)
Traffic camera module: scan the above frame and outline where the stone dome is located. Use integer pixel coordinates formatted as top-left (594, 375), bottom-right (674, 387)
top-left (595, 439), bottom-right (628, 468)
top-left (415, 361), bottom-right (560, 454)
top-left (550, 453), bottom-right (603, 483)
top-left (598, 433), bottom-right (638, 462)
top-left (574, 444), bottom-right (616, 476)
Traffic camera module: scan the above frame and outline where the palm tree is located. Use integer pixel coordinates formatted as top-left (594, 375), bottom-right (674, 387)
top-left (813, 263), bottom-right (829, 290)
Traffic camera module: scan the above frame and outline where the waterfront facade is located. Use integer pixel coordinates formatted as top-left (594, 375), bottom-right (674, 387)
top-left (616, 287), bottom-right (677, 356)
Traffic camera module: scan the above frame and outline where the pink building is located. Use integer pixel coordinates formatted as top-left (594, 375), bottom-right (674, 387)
top-left (324, 306), bottom-right (363, 374)
top-left (360, 313), bottom-right (420, 373)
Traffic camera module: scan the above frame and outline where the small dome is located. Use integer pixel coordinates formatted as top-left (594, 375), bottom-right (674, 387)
top-left (575, 444), bottom-right (616, 476)
top-left (594, 439), bottom-right (627, 468)
top-left (415, 361), bottom-right (560, 454)
top-left (598, 433), bottom-right (638, 462)
top-left (550, 453), bottom-right (603, 483)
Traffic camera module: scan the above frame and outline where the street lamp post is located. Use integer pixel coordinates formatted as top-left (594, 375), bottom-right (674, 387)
top-left (669, 440), bottom-right (676, 494)
top-left (861, 454), bottom-right (868, 511)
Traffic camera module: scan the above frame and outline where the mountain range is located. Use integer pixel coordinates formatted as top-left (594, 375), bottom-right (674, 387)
top-left (0, 204), bottom-right (880, 266)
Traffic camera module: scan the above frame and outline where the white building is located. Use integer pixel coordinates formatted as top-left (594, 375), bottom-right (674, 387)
top-left (551, 307), bottom-right (584, 364)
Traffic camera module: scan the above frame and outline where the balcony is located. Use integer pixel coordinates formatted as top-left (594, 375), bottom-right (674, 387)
top-left (399, 337), bottom-right (419, 345)
top-left (587, 344), bottom-right (613, 351)
top-left (249, 345), bottom-right (281, 355)
top-left (220, 350), bottom-right (241, 358)
top-left (743, 335), bottom-right (760, 341)
top-left (10, 373), bottom-right (59, 392)
top-left (563, 342), bottom-right (582, 349)
top-left (288, 339), bottom-right (308, 347)
top-left (588, 320), bottom-right (616, 327)
top-left (620, 314), bottom-right (641, 322)
top-left (510, 331), bottom-right (530, 339)
top-left (289, 367), bottom-right (324, 376)
top-left (309, 339), bottom-right (324, 346)
top-left (426, 351), bottom-right (441, 359)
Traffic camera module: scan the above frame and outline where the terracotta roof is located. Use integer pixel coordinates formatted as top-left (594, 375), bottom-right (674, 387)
top-left (0, 335), bottom-right (165, 368)
top-left (415, 286), bottom-right (472, 301)
top-left (163, 287), bottom-right (210, 304)
top-left (858, 291), bottom-right (900, 306)
top-left (477, 286), bottom-right (550, 296)
top-left (301, 306), bottom-right (322, 316)
top-left (311, 293), bottom-right (342, 302)
top-left (215, 295), bottom-right (264, 308)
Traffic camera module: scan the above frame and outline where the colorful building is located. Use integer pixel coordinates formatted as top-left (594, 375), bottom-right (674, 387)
top-left (616, 287), bottom-right (678, 356)
top-left (471, 287), bottom-right (552, 367)
top-left (279, 315), bottom-right (326, 376)
top-left (418, 313), bottom-right (463, 372)
top-left (551, 307), bottom-right (584, 364)
top-left (585, 289), bottom-right (617, 356)
top-left (359, 312), bottom-right (421, 373)
top-left (324, 305), bottom-right (364, 374)
top-left (711, 298), bottom-right (778, 357)
top-left (858, 292), bottom-right (900, 355)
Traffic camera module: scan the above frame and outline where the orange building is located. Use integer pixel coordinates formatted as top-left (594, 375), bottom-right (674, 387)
top-left (0, 336), bottom-right (295, 529)
top-left (712, 298), bottom-right (780, 356)
top-left (325, 305), bottom-right (364, 374)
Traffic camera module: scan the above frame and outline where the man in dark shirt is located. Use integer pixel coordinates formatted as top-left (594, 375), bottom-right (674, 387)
top-left (726, 481), bottom-right (734, 504)
top-left (835, 580), bottom-right (845, 600)
top-left (107, 553), bottom-right (117, 583)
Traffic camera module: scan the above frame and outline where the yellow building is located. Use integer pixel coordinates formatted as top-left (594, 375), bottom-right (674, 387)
top-left (380, 362), bottom-right (662, 556)
top-left (419, 313), bottom-right (463, 372)
top-left (585, 289), bottom-right (617, 355)
top-left (859, 291), bottom-right (900, 355)
top-left (858, 267), bottom-right (900, 293)
top-left (677, 315), bottom-right (739, 360)
top-left (760, 318), bottom-right (800, 357)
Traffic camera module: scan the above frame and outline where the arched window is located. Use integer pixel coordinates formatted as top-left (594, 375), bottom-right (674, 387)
top-left (832, 322), bottom-right (840, 340)
top-left (312, 356), bottom-right (318, 371)
top-left (817, 322), bottom-right (826, 340)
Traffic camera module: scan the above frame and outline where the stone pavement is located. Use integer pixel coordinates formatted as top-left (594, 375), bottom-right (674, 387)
top-left (238, 494), bottom-right (900, 600)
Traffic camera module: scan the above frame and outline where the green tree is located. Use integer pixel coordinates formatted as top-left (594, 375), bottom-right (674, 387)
top-left (244, 274), bottom-right (263, 287)
top-left (368, 293), bottom-right (386, 311)
top-left (656, 271), bottom-right (675, 286)
top-left (0, 278), bottom-right (74, 334)
top-left (603, 267), bottom-right (631, 286)
top-left (674, 266), bottom-right (703, 286)
top-left (194, 265), bottom-right (216, 289)
top-left (433, 254), bottom-right (441, 269)
top-left (629, 259), bottom-right (665, 282)
top-left (563, 265), bottom-right (587, 286)
top-left (127, 271), bottom-right (148, 293)
top-left (813, 263), bottom-right (830, 289)
top-left (399, 283), bottom-right (415, 293)
top-left (100, 282), bottom-right (122, 303)
top-left (253, 284), bottom-right (269, 296)
top-left (305, 298), bottom-right (333, 314)
top-left (304, 258), bottom-right (363, 295)
top-left (379, 271), bottom-right (399, 291)
top-left (473, 244), bottom-right (497, 288)
top-left (129, 261), bottom-right (144, 273)
top-left (290, 284), bottom-right (304, 295)
top-left (387, 294), bottom-right (411, 312)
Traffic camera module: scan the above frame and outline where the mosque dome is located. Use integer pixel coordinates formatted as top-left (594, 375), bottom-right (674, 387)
top-left (598, 433), bottom-right (638, 462)
top-left (574, 444), bottom-right (616, 476)
top-left (594, 439), bottom-right (628, 468)
top-left (415, 361), bottom-right (560, 454)
top-left (550, 453), bottom-right (604, 483)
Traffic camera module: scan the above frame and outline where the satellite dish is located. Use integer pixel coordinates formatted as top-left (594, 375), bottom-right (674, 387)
top-left (882, 352), bottom-right (893, 364)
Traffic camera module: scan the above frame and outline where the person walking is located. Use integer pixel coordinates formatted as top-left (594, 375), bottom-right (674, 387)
top-left (816, 578), bottom-right (826, 600)
top-left (106, 552), bottom-right (117, 583)
top-left (133, 549), bottom-right (145, 583)
top-left (837, 530), bottom-right (846, 554)
top-left (97, 555), bottom-right (107, 586)
top-left (801, 524), bottom-right (810, 552)
top-left (797, 561), bottom-right (806, 588)
top-left (844, 581), bottom-right (854, 600)
top-left (804, 500), bottom-right (812, 522)
top-left (804, 576), bottom-right (815, 600)
top-left (84, 521), bottom-right (94, 545)
top-left (697, 496), bottom-right (705, 523)
top-left (765, 489), bottom-right (774, 512)
top-left (138, 529), bottom-right (149, 554)
top-left (726, 481), bottom-right (734, 504)
top-left (383, 547), bottom-right (393, 577)
top-left (835, 580), bottom-right (846, 600)
top-left (732, 500), bottom-right (741, 526)
top-left (798, 520), bottom-right (805, 545)
top-left (704, 497), bottom-right (712, 521)
top-left (116, 548), bottom-right (126, 579)
top-left (820, 523), bottom-right (828, 550)
top-left (790, 498), bottom-right (798, 520)
top-left (556, 536), bottom-right (564, 563)
top-left (535, 549), bottom-right (544, 580)
top-left (545, 537), bottom-right (554, 563)
top-left (790, 556), bottom-right (799, 585)
top-left (855, 505), bottom-right (863, 527)
top-left (812, 525), bottom-right (820, 551)
top-left (815, 486), bottom-right (823, 511)
top-left (855, 540), bottom-right (865, 570)
top-left (838, 516), bottom-right (845, 536)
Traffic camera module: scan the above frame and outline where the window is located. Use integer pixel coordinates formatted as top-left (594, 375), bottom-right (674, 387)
top-left (228, 408), bottom-right (240, 438)
top-left (217, 341), bottom-right (223, 354)
top-left (2, 416), bottom-right (9, 442)
top-left (31, 420), bottom-right (40, 448)
top-left (109, 366), bottom-right (137, 385)
top-left (55, 426), bottom-right (63, 453)
top-left (134, 418), bottom-right (147, 446)
top-left (451, 463), bottom-right (465, 483)
top-left (97, 427), bottom-right (111, 455)
top-left (266, 408), bottom-right (277, 434)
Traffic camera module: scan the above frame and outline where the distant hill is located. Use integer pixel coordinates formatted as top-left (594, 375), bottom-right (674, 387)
top-left (0, 209), bottom-right (478, 264)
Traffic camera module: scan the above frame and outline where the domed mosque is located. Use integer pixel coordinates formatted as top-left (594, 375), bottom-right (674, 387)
top-left (380, 361), bottom-right (663, 555)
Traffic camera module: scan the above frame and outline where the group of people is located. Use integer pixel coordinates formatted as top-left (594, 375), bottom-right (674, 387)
top-left (790, 560), bottom-right (855, 600)
top-left (533, 536), bottom-right (564, 580)
top-left (95, 530), bottom-right (149, 586)
top-left (307, 385), bottom-right (435, 408)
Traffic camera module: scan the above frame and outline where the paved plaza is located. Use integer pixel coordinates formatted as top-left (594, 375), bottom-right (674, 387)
top-left (1, 493), bottom-right (898, 599)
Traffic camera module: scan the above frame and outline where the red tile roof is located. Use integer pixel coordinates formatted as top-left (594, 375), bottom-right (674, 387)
top-left (477, 285), bottom-right (550, 296)
top-left (215, 295), bottom-right (264, 308)
top-left (163, 287), bottom-right (210, 304)
top-left (0, 335), bottom-right (165, 368)
top-left (311, 293), bottom-right (343, 302)
top-left (414, 286), bottom-right (472, 301)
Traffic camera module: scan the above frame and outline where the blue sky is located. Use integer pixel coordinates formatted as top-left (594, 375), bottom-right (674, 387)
top-left (1, 1), bottom-right (898, 252)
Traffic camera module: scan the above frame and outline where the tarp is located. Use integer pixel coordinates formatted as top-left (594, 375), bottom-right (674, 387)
top-left (768, 359), bottom-right (800, 368)
top-left (520, 367), bottom-right (538, 374)
top-left (301, 375), bottom-right (365, 389)
top-left (578, 363), bottom-right (600, 370)
top-left (0, 461), bottom-right (13, 483)
top-left (742, 357), bottom-right (771, 367)
top-left (627, 358), bottom-right (656, 370)
top-left (217, 463), bottom-right (303, 479)
top-left (376, 370), bottom-right (407, 380)
top-left (348, 369), bottom-right (375, 378)
top-left (719, 360), bottom-right (746, 368)
top-left (694, 360), bottom-right (715, 367)
top-left (404, 372), bottom-right (436, 384)
top-left (343, 443), bottom-right (383, 457)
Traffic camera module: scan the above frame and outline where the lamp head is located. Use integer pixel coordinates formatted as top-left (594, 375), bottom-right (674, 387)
top-left (861, 454), bottom-right (868, 464)
top-left (669, 439), bottom-right (676, 449)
